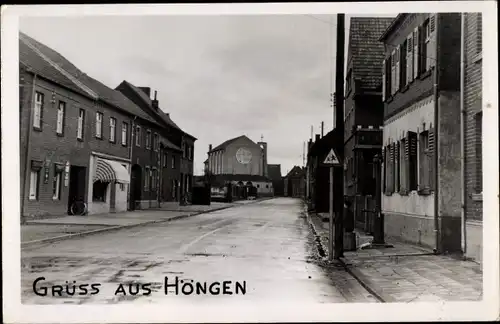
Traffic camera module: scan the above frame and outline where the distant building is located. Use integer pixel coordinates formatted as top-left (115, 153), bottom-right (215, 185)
top-left (268, 164), bottom-right (284, 196)
top-left (380, 13), bottom-right (462, 253)
top-left (284, 166), bottom-right (305, 198)
top-left (344, 17), bottom-right (393, 230)
top-left (205, 135), bottom-right (273, 199)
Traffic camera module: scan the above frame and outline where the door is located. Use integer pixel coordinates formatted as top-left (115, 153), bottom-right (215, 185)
top-left (130, 164), bottom-right (142, 210)
top-left (67, 166), bottom-right (87, 214)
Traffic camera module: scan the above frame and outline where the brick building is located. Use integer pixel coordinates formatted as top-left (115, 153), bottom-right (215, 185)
top-left (343, 17), bottom-right (393, 230)
top-left (19, 32), bottom-right (158, 219)
top-left (115, 81), bottom-right (191, 207)
top-left (379, 13), bottom-right (462, 253)
top-left (463, 13), bottom-right (483, 263)
top-left (268, 164), bottom-right (284, 196)
top-left (284, 166), bottom-right (305, 198)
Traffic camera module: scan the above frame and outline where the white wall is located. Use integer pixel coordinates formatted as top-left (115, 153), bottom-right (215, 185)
top-left (382, 95), bottom-right (435, 217)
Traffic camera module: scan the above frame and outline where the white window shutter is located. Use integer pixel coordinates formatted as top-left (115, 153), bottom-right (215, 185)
top-left (391, 50), bottom-right (396, 95)
top-left (33, 104), bottom-right (41, 128)
top-left (382, 59), bottom-right (386, 102)
top-left (413, 27), bottom-right (419, 78)
top-left (407, 34), bottom-right (414, 83)
top-left (428, 14), bottom-right (437, 69)
top-left (395, 45), bottom-right (400, 91)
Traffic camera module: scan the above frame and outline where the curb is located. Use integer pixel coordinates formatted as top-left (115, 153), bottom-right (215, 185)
top-left (304, 208), bottom-right (388, 303)
top-left (21, 205), bottom-right (232, 249)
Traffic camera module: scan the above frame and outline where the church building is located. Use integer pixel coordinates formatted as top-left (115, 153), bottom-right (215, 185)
top-left (205, 135), bottom-right (274, 199)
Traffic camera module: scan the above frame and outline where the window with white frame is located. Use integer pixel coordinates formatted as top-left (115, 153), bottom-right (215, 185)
top-left (56, 101), bottom-right (65, 135)
top-left (52, 168), bottom-right (62, 200)
top-left (135, 126), bottom-right (141, 147)
top-left (29, 169), bottom-right (39, 200)
top-left (151, 168), bottom-right (156, 190)
top-left (33, 92), bottom-right (44, 129)
top-left (77, 109), bottom-right (85, 140)
top-left (121, 122), bottom-right (128, 146)
top-left (109, 117), bottom-right (116, 143)
top-left (95, 112), bottom-right (103, 138)
top-left (171, 156), bottom-right (175, 169)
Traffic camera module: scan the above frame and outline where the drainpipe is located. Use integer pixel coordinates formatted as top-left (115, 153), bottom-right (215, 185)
top-left (21, 73), bottom-right (37, 223)
top-left (128, 116), bottom-right (137, 210)
top-left (460, 13), bottom-right (467, 255)
top-left (433, 14), bottom-right (441, 254)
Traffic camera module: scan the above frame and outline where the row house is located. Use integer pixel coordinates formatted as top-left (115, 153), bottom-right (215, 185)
top-left (19, 32), bottom-right (158, 219)
top-left (343, 17), bottom-right (393, 231)
top-left (116, 81), bottom-right (196, 204)
top-left (379, 13), bottom-right (463, 253)
top-left (463, 13), bottom-right (483, 263)
top-left (283, 166), bottom-right (305, 198)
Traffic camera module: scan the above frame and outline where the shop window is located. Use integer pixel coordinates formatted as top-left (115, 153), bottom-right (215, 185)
top-left (92, 181), bottom-right (108, 202)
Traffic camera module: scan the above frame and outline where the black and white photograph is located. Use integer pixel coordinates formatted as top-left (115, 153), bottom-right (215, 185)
top-left (2, 2), bottom-right (499, 323)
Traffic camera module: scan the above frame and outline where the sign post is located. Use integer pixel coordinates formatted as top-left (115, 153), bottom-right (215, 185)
top-left (323, 148), bottom-right (341, 261)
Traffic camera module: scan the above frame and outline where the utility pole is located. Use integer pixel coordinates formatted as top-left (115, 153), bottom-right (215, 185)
top-left (334, 13), bottom-right (345, 260)
top-left (321, 121), bottom-right (324, 137)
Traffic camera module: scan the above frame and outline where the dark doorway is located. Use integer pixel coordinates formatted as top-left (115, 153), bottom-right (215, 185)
top-left (130, 164), bottom-right (142, 211)
top-left (67, 165), bottom-right (87, 215)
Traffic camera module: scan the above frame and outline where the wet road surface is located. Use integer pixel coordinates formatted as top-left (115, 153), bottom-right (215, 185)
top-left (21, 198), bottom-right (377, 304)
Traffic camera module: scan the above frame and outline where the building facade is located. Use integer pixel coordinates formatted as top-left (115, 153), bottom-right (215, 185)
top-left (284, 166), bottom-right (305, 198)
top-left (344, 17), bottom-right (393, 230)
top-left (268, 164), bottom-right (284, 196)
top-left (380, 13), bottom-right (462, 253)
top-left (206, 135), bottom-right (273, 199)
top-left (463, 13), bottom-right (483, 263)
top-left (19, 32), bottom-right (147, 219)
top-left (116, 81), bottom-right (196, 205)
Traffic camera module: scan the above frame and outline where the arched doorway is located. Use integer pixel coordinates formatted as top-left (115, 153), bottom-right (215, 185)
top-left (130, 164), bottom-right (142, 210)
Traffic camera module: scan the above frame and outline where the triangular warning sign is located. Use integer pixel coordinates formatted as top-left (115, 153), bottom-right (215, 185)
top-left (323, 149), bottom-right (340, 165)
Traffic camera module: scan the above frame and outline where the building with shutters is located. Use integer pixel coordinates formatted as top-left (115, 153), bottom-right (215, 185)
top-left (116, 81), bottom-right (196, 208)
top-left (19, 32), bottom-right (159, 219)
top-left (343, 17), bottom-right (393, 230)
top-left (379, 13), bottom-right (463, 253)
top-left (462, 13), bottom-right (483, 263)
top-left (205, 135), bottom-right (273, 199)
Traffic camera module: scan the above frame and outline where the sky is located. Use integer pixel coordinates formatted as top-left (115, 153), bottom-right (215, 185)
top-left (19, 14), bottom-right (392, 176)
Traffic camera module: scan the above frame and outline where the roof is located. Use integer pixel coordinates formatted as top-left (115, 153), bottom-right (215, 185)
top-left (307, 128), bottom-right (343, 158)
top-left (267, 164), bottom-right (282, 180)
top-left (210, 135), bottom-right (254, 153)
top-left (119, 80), bottom-right (197, 140)
top-left (19, 32), bottom-right (160, 126)
top-left (160, 137), bottom-right (182, 151)
top-left (348, 17), bottom-right (394, 90)
top-left (378, 14), bottom-right (406, 42)
top-left (285, 166), bottom-right (305, 178)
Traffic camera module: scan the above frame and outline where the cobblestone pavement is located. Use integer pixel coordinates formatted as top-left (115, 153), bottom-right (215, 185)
top-left (21, 198), bottom-right (378, 304)
top-left (308, 212), bottom-right (483, 302)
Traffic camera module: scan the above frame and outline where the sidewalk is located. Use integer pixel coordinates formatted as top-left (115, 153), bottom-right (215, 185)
top-left (308, 211), bottom-right (483, 303)
top-left (22, 202), bottom-right (234, 247)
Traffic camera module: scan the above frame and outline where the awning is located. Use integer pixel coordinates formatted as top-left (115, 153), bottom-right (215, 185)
top-left (93, 158), bottom-right (130, 184)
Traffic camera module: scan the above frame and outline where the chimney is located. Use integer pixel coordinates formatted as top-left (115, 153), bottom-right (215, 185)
top-left (151, 90), bottom-right (159, 110)
top-left (209, 144), bottom-right (212, 151)
top-left (138, 87), bottom-right (151, 98)
top-left (315, 134), bottom-right (320, 142)
top-left (321, 121), bottom-right (324, 137)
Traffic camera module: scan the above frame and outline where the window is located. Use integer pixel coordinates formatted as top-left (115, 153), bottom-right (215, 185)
top-left (401, 131), bottom-right (418, 192)
top-left (394, 46), bottom-right (400, 92)
top-left (135, 126), bottom-right (141, 147)
top-left (257, 184), bottom-right (260, 188)
top-left (413, 27), bottom-right (420, 78)
top-left (33, 92), bottom-right (44, 129)
top-left (406, 33), bottom-right (414, 84)
top-left (153, 133), bottom-right (159, 151)
top-left (121, 122), bottom-right (128, 146)
top-left (56, 101), bottom-right (66, 135)
top-left (477, 13), bottom-right (482, 54)
top-left (188, 146), bottom-right (192, 160)
top-left (390, 50), bottom-right (396, 95)
top-left (29, 170), bottom-right (39, 200)
top-left (52, 169), bottom-right (62, 200)
top-left (146, 130), bottom-right (151, 149)
top-left (109, 117), bottom-right (116, 143)
top-left (151, 168), bottom-right (156, 190)
top-left (95, 112), bottom-right (103, 139)
top-left (92, 181), bottom-right (108, 202)
top-left (400, 41), bottom-right (407, 88)
top-left (163, 152), bottom-right (168, 167)
top-left (77, 109), bottom-right (85, 140)
top-left (475, 112), bottom-right (482, 193)
top-left (346, 70), bottom-right (352, 94)
top-left (399, 140), bottom-right (406, 193)
top-left (144, 166), bottom-right (150, 190)
top-left (266, 185), bottom-right (269, 189)
top-left (171, 156), bottom-right (175, 169)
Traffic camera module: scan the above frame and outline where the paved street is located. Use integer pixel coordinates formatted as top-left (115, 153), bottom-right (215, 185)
top-left (21, 198), bottom-right (377, 305)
